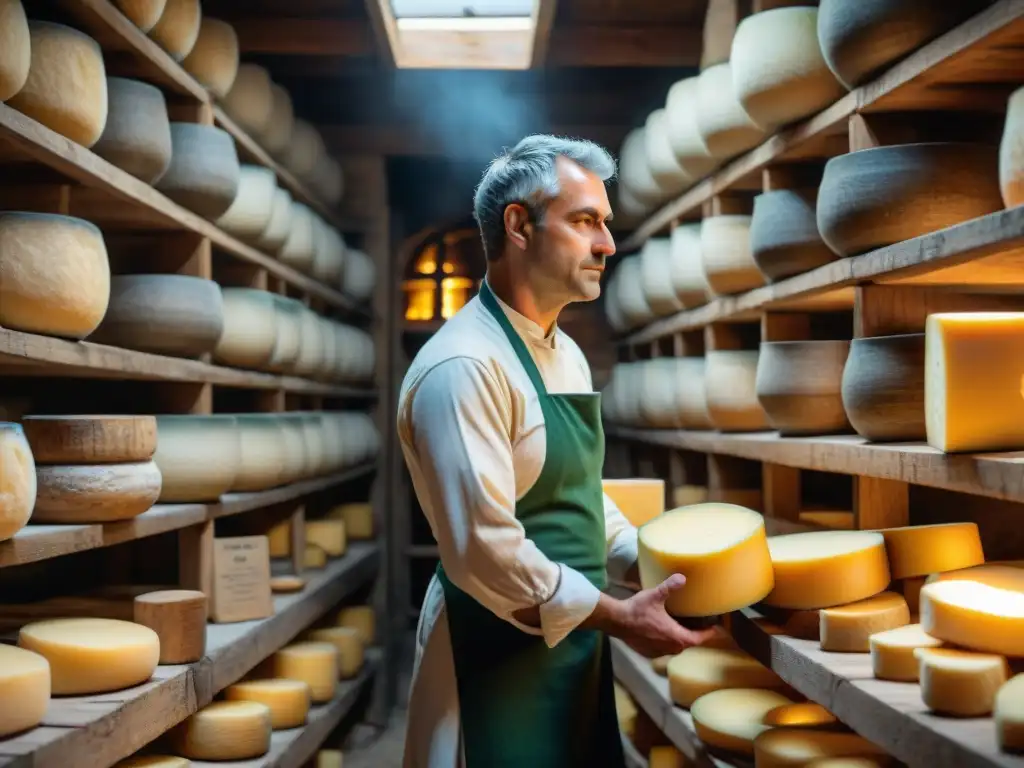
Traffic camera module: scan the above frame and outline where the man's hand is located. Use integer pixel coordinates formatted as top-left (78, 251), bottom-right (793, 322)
top-left (583, 574), bottom-right (723, 657)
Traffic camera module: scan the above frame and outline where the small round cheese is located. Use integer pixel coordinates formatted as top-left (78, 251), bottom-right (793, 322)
top-left (753, 729), bottom-right (891, 767)
top-left (181, 17), bottom-right (239, 98)
top-left (92, 77), bottom-right (173, 184)
top-left (280, 202), bottom-right (317, 274)
top-left (920, 564), bottom-right (1024, 656)
top-left (257, 187), bottom-right (293, 254)
top-left (171, 700), bottom-right (272, 760)
top-left (763, 702), bottom-right (838, 729)
top-left (0, 0), bottom-right (30, 102)
top-left (876, 522), bottom-right (984, 579)
top-left (869, 623), bottom-right (943, 682)
top-left (270, 575), bottom-right (306, 593)
top-left (18, 618), bottom-right (159, 695)
top-left (667, 646), bottom-right (786, 707)
top-left (147, 0), bottom-right (201, 61)
top-left (224, 679), bottom-right (311, 730)
top-left (222, 63), bottom-right (274, 136)
top-left (819, 592), bottom-right (910, 653)
top-left (112, 1), bottom-right (167, 33)
top-left (691, 688), bottom-right (795, 755)
top-left (271, 642), bottom-right (338, 703)
top-left (0, 423), bottom-right (36, 542)
top-left (996, 673), bottom-right (1024, 752)
top-left (216, 165), bottom-right (277, 241)
top-left (0, 644), bottom-right (49, 738)
top-left (916, 647), bottom-right (1009, 717)
top-left (33, 460), bottom-right (162, 523)
top-left (307, 627), bottom-right (364, 679)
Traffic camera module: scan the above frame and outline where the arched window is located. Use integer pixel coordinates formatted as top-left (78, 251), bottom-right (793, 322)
top-left (402, 221), bottom-right (485, 326)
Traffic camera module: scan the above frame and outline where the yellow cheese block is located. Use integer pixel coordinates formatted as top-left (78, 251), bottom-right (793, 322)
top-left (764, 531), bottom-right (890, 610)
top-left (996, 673), bottom-right (1024, 753)
top-left (915, 647), bottom-right (1009, 717)
top-left (0, 423), bottom-right (35, 542)
top-left (306, 626), bottom-right (364, 679)
top-left (336, 606), bottom-right (375, 645)
top-left (637, 504), bottom-right (774, 617)
top-left (763, 702), bottom-right (838, 729)
top-left (869, 623), bottom-right (943, 682)
top-left (18, 618), bottom-right (159, 695)
top-left (307, 520), bottom-right (347, 557)
top-left (649, 746), bottom-right (686, 768)
top-left (753, 729), bottom-right (892, 767)
top-left (305, 544), bottom-right (327, 569)
top-left (603, 478), bottom-right (665, 526)
top-left (329, 502), bottom-right (374, 539)
top-left (925, 312), bottom-right (1024, 452)
top-left (876, 522), bottom-right (984, 579)
top-left (798, 511), bottom-right (854, 530)
top-left (224, 678), bottom-right (311, 729)
top-left (920, 564), bottom-right (1024, 656)
top-left (272, 642), bottom-right (338, 703)
top-left (268, 519), bottom-right (291, 557)
top-left (667, 646), bottom-right (786, 707)
top-left (691, 688), bottom-right (795, 755)
top-left (171, 700), bottom-right (272, 760)
top-left (317, 751), bottom-right (344, 768)
top-left (115, 757), bottom-right (191, 768)
top-left (0, 644), bottom-right (49, 738)
top-left (613, 681), bottom-right (638, 739)
top-left (820, 592), bottom-right (910, 653)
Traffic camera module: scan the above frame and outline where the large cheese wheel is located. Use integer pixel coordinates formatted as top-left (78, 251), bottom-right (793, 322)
top-left (920, 564), bottom-right (1024, 656)
top-left (284, 119), bottom-right (326, 181)
top-left (214, 287), bottom-right (279, 369)
top-left (342, 248), bottom-right (377, 302)
top-left (181, 17), bottom-right (239, 99)
top-left (614, 255), bottom-right (654, 331)
top-left (705, 350), bottom-right (770, 432)
top-left (156, 123), bottom-right (241, 219)
top-left (271, 642), bottom-right (338, 703)
top-left (258, 187), bottom-right (294, 254)
top-left (0, 423), bottom-right (35, 541)
top-left (876, 522), bottom-right (984, 579)
top-left (0, 641), bottom-right (49, 737)
top-left (113, 0), bottom-right (167, 32)
top-left (753, 729), bottom-right (892, 767)
top-left (33, 461), bottom-right (162, 522)
top-left (232, 414), bottom-right (287, 492)
top-left (222, 64), bottom-right (275, 137)
top-left (644, 109), bottom-right (690, 195)
top-left (869, 623), bottom-right (943, 682)
top-left (336, 605), bottom-right (375, 645)
top-left (602, 478), bottom-right (664, 527)
top-left (755, 340), bottom-right (851, 436)
top-left (819, 592), bottom-right (910, 652)
top-left (667, 646), bottom-right (786, 707)
top-left (695, 63), bottom-right (767, 160)
top-left (996, 673), bottom-right (1024, 752)
top-left (764, 531), bottom-right (890, 609)
top-left (618, 127), bottom-right (668, 206)
top-left (154, 414), bottom-right (239, 502)
top-left (916, 647), bottom-right (1009, 717)
top-left (224, 679), bottom-right (311, 729)
top-left (691, 688), bottom-right (796, 755)
top-left (0, 0), bottom-right (30, 103)
top-left (639, 237), bottom-right (683, 317)
top-left (312, 219), bottom-right (346, 285)
top-left (750, 188), bottom-right (836, 283)
top-left (669, 222), bottom-right (711, 309)
top-left (261, 83), bottom-right (294, 155)
top-left (171, 701), bottom-right (272, 760)
top-left (273, 413), bottom-right (308, 484)
top-left (216, 165), bottom-right (277, 240)
top-left (701, 215), bottom-right (764, 297)
top-left (1001, 85), bottom-right (1024, 209)
top-left (18, 618), bottom-right (159, 694)
top-left (0, 212), bottom-right (110, 339)
top-left (148, 0), bottom-right (201, 61)
top-left (280, 202), bottom-right (317, 274)
top-left (638, 504), bottom-right (774, 617)
top-left (307, 626), bottom-right (364, 678)
top-left (925, 312), bottom-right (1024, 453)
top-left (7, 22), bottom-right (108, 147)
top-left (665, 76), bottom-right (716, 180)
top-left (93, 77), bottom-right (173, 184)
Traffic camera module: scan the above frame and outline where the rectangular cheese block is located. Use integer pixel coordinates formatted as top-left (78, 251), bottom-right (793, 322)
top-left (267, 520), bottom-right (291, 558)
top-left (306, 520), bottom-right (346, 557)
top-left (603, 478), bottom-right (665, 526)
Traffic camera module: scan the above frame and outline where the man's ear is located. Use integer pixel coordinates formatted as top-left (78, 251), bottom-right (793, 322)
top-left (504, 203), bottom-right (532, 251)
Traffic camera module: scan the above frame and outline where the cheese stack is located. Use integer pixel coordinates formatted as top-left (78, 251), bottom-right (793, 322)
top-left (270, 642), bottom-right (338, 703)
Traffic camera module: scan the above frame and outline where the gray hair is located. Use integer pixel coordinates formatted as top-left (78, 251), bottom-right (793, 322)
top-left (472, 134), bottom-right (617, 260)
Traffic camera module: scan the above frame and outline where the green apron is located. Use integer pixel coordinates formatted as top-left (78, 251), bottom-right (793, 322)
top-left (436, 281), bottom-right (625, 768)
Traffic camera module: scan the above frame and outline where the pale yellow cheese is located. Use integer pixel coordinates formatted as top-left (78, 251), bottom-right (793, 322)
top-left (691, 688), bottom-right (795, 755)
top-left (652, 655), bottom-right (672, 676)
top-left (876, 522), bottom-right (984, 579)
top-left (649, 745), bottom-right (685, 768)
top-left (270, 575), bottom-right (305, 593)
top-left (763, 702), bottom-right (838, 729)
top-left (668, 646), bottom-right (786, 707)
top-left (0, 423), bottom-right (35, 542)
top-left (613, 681), bottom-right (637, 739)
top-left (148, 0), bottom-right (201, 61)
top-left (798, 511), bottom-right (854, 530)
top-left (271, 642), bottom-right (338, 703)
top-left (0, 0), bottom-right (30, 102)
top-left (224, 678), bottom-right (311, 729)
top-left (637, 504), bottom-right (774, 617)
top-left (336, 606), bottom-right (375, 645)
top-left (181, 17), bottom-right (239, 98)
top-left (603, 478), bottom-right (665, 526)
top-left (170, 700), bottom-right (272, 760)
top-left (215, 167), bottom-right (277, 243)
top-left (306, 626), bottom-right (364, 679)
top-left (317, 750), bottom-right (344, 768)
top-left (268, 519), bottom-right (291, 557)
top-left (305, 544), bottom-right (327, 569)
top-left (115, 757), bottom-right (190, 768)
top-left (0, 644), bottom-right (49, 737)
top-left (820, 592), bottom-right (910, 653)
top-left (764, 531), bottom-right (890, 610)
top-left (996, 673), bottom-right (1024, 753)
top-left (112, 0), bottom-right (167, 33)
top-left (329, 502), bottom-right (374, 539)
top-left (916, 647), bottom-right (1009, 717)
top-left (925, 312), bottom-right (1024, 453)
top-left (753, 729), bottom-right (891, 767)
top-left (869, 623), bottom-right (943, 682)
top-left (920, 564), bottom-right (1024, 656)
top-left (18, 618), bottom-right (159, 694)
top-left (307, 520), bottom-right (347, 557)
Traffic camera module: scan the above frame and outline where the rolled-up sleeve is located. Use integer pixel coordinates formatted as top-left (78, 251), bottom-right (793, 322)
top-left (399, 356), bottom-right (600, 648)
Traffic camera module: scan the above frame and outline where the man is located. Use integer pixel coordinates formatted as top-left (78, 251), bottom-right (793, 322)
top-left (398, 135), bottom-right (716, 768)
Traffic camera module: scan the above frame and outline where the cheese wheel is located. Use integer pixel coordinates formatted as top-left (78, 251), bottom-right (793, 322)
top-left (267, 520), bottom-right (291, 557)
top-left (618, 127), bottom-right (668, 207)
top-left (115, 757), bottom-right (190, 768)
top-left (232, 414), bottom-right (287, 492)
top-left (34, 460), bottom-right (162, 523)
top-left (22, 415), bottom-right (157, 465)
top-left (705, 350), bottom-right (770, 432)
top-left (112, 0), bottom-right (167, 32)
top-left (763, 702), bottom-right (838, 729)
top-left (216, 165), bottom-right (277, 241)
top-left (876, 522), bottom-right (984, 579)
top-left (8, 22), bottom-right (108, 147)
top-left (222, 64), bottom-right (274, 136)
top-left (869, 623), bottom-right (943, 682)
top-left (307, 626), bottom-right (364, 679)
top-left (916, 647), bottom-right (1009, 717)
top-left (996, 673), bottom-right (1024, 752)
top-left (336, 605), bottom-right (375, 645)
top-left (920, 564), bottom-right (1024, 656)
top-left (171, 700), bottom-right (272, 760)
top-left (819, 592), bottom-right (910, 652)
top-left (0, 423), bottom-right (35, 541)
top-left (602, 478), bottom-right (665, 527)
top-left (695, 63), bottom-right (768, 160)
top-left (0, 644), bottom-right (49, 738)
top-left (764, 531), bottom-right (890, 609)
top-left (925, 312), bottom-right (1024, 453)
top-left (329, 502), bottom-right (374, 539)
top-left (274, 412), bottom-right (308, 483)
top-left (307, 520), bottom-right (347, 557)
top-left (280, 202), bottom-right (317, 274)
top-left (637, 504), bottom-right (774, 617)
top-left (156, 123), bottom-right (241, 219)
top-left (669, 222), bottom-right (712, 310)
top-left (665, 76), bottom-right (716, 180)
top-left (0, 211), bottom-right (110, 339)
top-left (148, 0), bottom-right (201, 61)
top-left (257, 187), bottom-right (293, 254)
top-left (317, 751), bottom-right (344, 768)
top-left (154, 414), bottom-right (240, 502)
top-left (691, 688), bottom-right (795, 755)
top-left (267, 295), bottom-right (304, 375)
top-left (649, 746), bottom-right (685, 768)
top-left (225, 679), bottom-right (311, 729)
top-left (753, 729), bottom-right (892, 767)
top-left (92, 77), bottom-right (173, 184)
top-left (342, 247), bottom-right (376, 302)
top-left (667, 646), bottom-right (786, 707)
top-left (18, 618), bottom-right (159, 694)
top-left (284, 119), bottom-right (325, 181)
top-left (270, 575), bottom-right (305, 593)
top-left (0, 0), bottom-right (31, 103)
top-left (701, 215), bottom-right (763, 297)
top-left (644, 109), bottom-right (690, 195)
top-left (214, 287), bottom-right (279, 369)
top-left (1001, 85), bottom-right (1024, 209)
top-left (271, 642), bottom-right (338, 703)
top-left (261, 83), bottom-right (294, 155)
top-left (181, 17), bottom-right (239, 98)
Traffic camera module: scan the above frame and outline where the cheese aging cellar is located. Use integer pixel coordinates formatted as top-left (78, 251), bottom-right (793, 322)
top-left (0, 0), bottom-right (1022, 766)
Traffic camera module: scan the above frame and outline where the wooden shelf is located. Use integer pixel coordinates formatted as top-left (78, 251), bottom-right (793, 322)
top-left (0, 328), bottom-right (376, 397)
top-left (0, 463), bottom-right (378, 569)
top-left (188, 649), bottom-right (381, 768)
top-left (620, 0), bottom-right (1024, 253)
top-left (0, 544), bottom-right (380, 768)
top-left (606, 426), bottom-right (1024, 505)
top-left (610, 639), bottom-right (746, 768)
top-left (621, 734), bottom-right (648, 768)
top-left (729, 608), bottom-right (1024, 768)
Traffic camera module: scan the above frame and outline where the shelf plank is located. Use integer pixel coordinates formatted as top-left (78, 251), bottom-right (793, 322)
top-left (0, 328), bottom-right (376, 397)
top-left (730, 608), bottom-right (1024, 768)
top-left (0, 464), bottom-right (377, 569)
top-left (606, 426), bottom-right (1024, 505)
top-left (0, 545), bottom-right (380, 768)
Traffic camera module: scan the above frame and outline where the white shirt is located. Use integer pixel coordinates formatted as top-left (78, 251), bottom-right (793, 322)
top-left (397, 287), bottom-right (639, 768)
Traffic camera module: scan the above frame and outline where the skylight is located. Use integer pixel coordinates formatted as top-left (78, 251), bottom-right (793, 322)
top-left (391, 1), bottom-right (534, 19)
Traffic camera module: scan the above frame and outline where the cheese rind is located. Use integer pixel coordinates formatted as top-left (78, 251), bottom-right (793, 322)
top-left (869, 623), bottom-right (943, 682)
top-left (876, 522), bottom-right (984, 579)
top-left (147, 0), bottom-right (201, 60)
top-left (271, 642), bottom-right (338, 703)
top-left (691, 688), bottom-right (795, 755)
top-left (603, 478), bottom-right (665, 527)
top-left (996, 673), bottom-right (1024, 752)
top-left (920, 564), bottom-right (1024, 656)
top-left (667, 646), bottom-right (786, 707)
top-left (638, 504), bottom-right (774, 617)
top-left (820, 592), bottom-right (910, 653)
top-left (0, 423), bottom-right (35, 542)
top-left (753, 729), bottom-right (891, 767)
top-left (0, 644), bottom-right (49, 737)
top-left (170, 700), bottom-right (272, 760)
top-left (306, 626), bottom-right (364, 679)
top-left (34, 460), bottom-right (162, 523)
top-left (224, 678), bottom-right (311, 729)
top-left (181, 17), bottom-right (239, 98)
top-left (0, 0), bottom-right (31, 102)
top-left (22, 415), bottom-right (157, 465)
top-left (916, 647), bottom-right (1009, 717)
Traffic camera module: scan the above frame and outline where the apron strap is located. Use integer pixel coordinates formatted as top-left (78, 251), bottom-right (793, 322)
top-left (478, 280), bottom-right (550, 398)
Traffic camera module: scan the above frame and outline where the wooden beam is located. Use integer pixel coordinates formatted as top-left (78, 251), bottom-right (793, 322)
top-left (231, 18), bottom-right (375, 56)
top-left (529, 0), bottom-right (559, 67)
top-left (364, 0), bottom-right (399, 67)
top-left (548, 24), bottom-right (702, 67)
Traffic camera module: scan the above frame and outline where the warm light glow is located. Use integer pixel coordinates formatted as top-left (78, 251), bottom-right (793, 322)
top-left (441, 277), bottom-right (474, 319)
top-left (414, 244), bottom-right (439, 275)
top-left (403, 278), bottom-right (437, 321)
